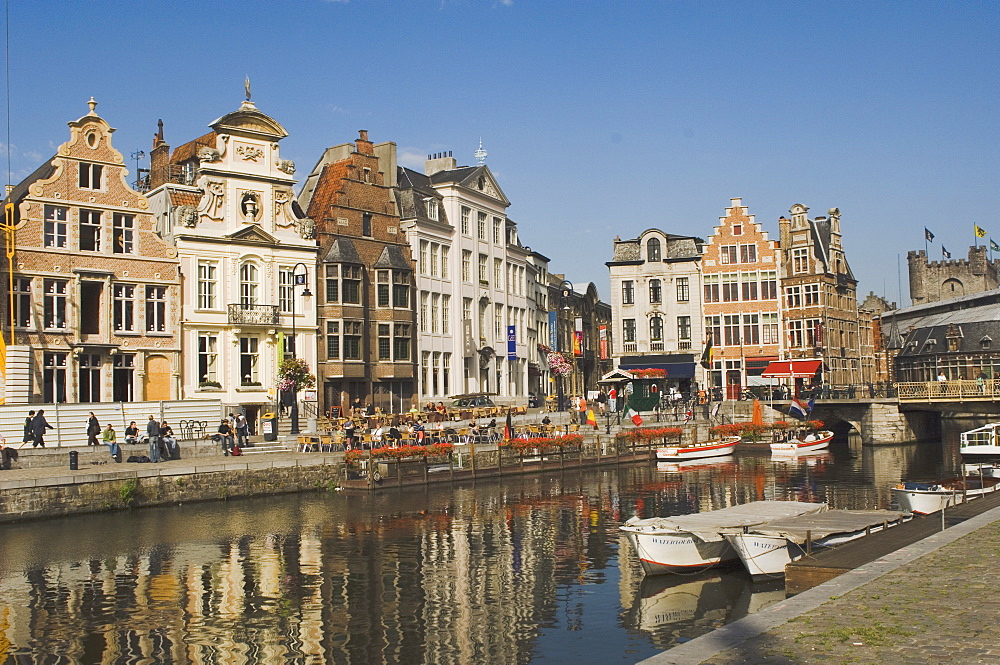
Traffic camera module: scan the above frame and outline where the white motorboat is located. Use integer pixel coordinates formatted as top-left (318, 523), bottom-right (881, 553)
top-left (725, 509), bottom-right (908, 578)
top-left (620, 500), bottom-right (827, 575)
top-left (892, 477), bottom-right (1000, 515)
top-left (960, 423), bottom-right (1000, 460)
top-left (656, 436), bottom-right (740, 461)
top-left (770, 430), bottom-right (834, 455)
top-left (964, 462), bottom-right (1000, 479)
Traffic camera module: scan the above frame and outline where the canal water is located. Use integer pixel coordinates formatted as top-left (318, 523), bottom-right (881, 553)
top-left (0, 429), bottom-right (963, 664)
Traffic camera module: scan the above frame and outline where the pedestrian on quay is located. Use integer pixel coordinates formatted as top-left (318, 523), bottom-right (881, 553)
top-left (146, 415), bottom-right (161, 462)
top-left (412, 419), bottom-right (426, 443)
top-left (608, 388), bottom-right (617, 413)
top-left (596, 389), bottom-right (608, 415)
top-left (217, 418), bottom-right (234, 455)
top-left (0, 434), bottom-right (19, 470)
top-left (30, 410), bottom-right (54, 448)
top-left (86, 412), bottom-right (101, 446)
top-left (343, 419), bottom-right (356, 450)
top-left (160, 420), bottom-right (177, 460)
top-left (577, 395), bottom-right (588, 425)
top-left (123, 421), bottom-right (140, 445)
top-left (22, 410), bottom-right (35, 446)
top-left (101, 423), bottom-right (119, 460)
top-left (234, 412), bottom-right (249, 447)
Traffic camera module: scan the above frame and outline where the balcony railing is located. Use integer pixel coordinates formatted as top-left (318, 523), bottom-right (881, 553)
top-left (228, 303), bottom-right (279, 326)
top-left (623, 342), bottom-right (637, 353)
top-left (897, 379), bottom-right (999, 403)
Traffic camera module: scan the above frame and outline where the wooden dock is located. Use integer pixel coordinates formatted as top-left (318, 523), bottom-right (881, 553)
top-left (785, 488), bottom-right (1000, 595)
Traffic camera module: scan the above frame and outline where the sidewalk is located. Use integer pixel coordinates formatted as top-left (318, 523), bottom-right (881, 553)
top-left (639, 501), bottom-right (1000, 664)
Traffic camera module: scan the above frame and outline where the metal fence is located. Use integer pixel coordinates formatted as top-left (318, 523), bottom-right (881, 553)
top-left (896, 379), bottom-right (999, 402)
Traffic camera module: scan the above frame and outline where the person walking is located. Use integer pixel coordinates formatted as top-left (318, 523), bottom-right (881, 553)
top-left (146, 415), bottom-right (161, 463)
top-left (596, 389), bottom-right (608, 415)
top-left (86, 412), bottom-right (101, 446)
top-left (22, 410), bottom-right (35, 446)
top-left (234, 412), bottom-right (249, 447)
top-left (101, 424), bottom-right (119, 460)
top-left (577, 395), bottom-right (588, 425)
top-left (30, 410), bottom-right (54, 448)
top-left (608, 388), bottom-right (617, 414)
top-left (344, 419), bottom-right (356, 450)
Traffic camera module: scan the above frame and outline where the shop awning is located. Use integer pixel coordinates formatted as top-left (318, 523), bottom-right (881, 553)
top-left (761, 359), bottom-right (822, 379)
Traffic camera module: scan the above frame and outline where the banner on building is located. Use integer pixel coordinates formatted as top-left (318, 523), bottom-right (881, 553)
top-left (598, 325), bottom-right (608, 360)
top-left (573, 317), bottom-right (583, 356)
top-left (463, 319), bottom-right (476, 355)
top-left (549, 311), bottom-right (558, 351)
top-left (507, 325), bottom-right (517, 360)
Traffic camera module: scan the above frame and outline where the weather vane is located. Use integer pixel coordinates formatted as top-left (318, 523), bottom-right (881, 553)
top-left (474, 138), bottom-right (487, 165)
top-left (244, 76), bottom-right (252, 102)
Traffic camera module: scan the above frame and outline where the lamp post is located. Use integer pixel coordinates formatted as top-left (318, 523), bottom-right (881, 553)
top-left (558, 280), bottom-right (573, 413)
top-left (288, 262), bottom-right (312, 434)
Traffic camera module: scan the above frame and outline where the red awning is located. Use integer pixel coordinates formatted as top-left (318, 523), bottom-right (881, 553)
top-left (761, 360), bottom-right (822, 379)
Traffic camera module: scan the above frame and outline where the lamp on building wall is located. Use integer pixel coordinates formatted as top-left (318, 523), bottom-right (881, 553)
top-left (288, 262), bottom-right (312, 434)
top-left (558, 279), bottom-right (573, 412)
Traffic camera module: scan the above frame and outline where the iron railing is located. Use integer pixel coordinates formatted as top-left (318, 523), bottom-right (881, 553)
top-left (228, 303), bottom-right (279, 326)
top-left (896, 379), bottom-right (999, 402)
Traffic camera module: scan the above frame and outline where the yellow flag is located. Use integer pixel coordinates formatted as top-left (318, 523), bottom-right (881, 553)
top-left (976, 225), bottom-right (987, 238)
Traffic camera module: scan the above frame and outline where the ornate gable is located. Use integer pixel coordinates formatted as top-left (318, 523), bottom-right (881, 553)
top-left (225, 224), bottom-right (279, 245)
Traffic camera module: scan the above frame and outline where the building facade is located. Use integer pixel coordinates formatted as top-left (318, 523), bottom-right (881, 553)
top-left (701, 198), bottom-right (782, 398)
top-left (298, 131), bottom-right (416, 415)
top-left (145, 99), bottom-right (318, 427)
top-left (907, 245), bottom-right (1000, 306)
top-left (2, 100), bottom-right (181, 404)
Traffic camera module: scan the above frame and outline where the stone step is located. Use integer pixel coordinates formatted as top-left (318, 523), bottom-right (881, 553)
top-left (240, 442), bottom-right (292, 454)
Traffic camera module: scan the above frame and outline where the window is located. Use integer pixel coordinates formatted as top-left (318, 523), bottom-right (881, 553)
top-left (477, 211), bottom-right (487, 239)
top-left (44, 205), bottom-right (67, 248)
top-left (676, 277), bottom-right (689, 302)
top-left (705, 316), bottom-right (721, 346)
top-left (804, 283), bottom-right (820, 306)
top-left (113, 213), bottom-right (134, 254)
top-left (43, 279), bottom-right (67, 329)
top-left (342, 265), bottom-right (362, 304)
top-left (722, 273), bottom-right (738, 302)
top-left (441, 295), bottom-right (450, 334)
top-left (494, 258), bottom-right (502, 286)
top-left (13, 277), bottom-right (30, 327)
top-left (325, 264), bottom-right (339, 303)
top-left (442, 352), bottom-right (451, 395)
top-left (741, 273), bottom-right (758, 301)
top-left (742, 314), bottom-right (760, 345)
top-left (432, 352), bottom-right (440, 394)
top-left (326, 321), bottom-right (340, 359)
top-left (426, 198), bottom-right (439, 221)
top-left (394, 324), bottom-right (411, 360)
top-left (113, 284), bottom-right (135, 332)
top-left (239, 337), bottom-right (259, 384)
top-left (724, 314), bottom-right (741, 346)
top-left (198, 261), bottom-right (217, 309)
top-left (740, 244), bottom-right (757, 263)
top-left (239, 262), bottom-right (259, 305)
top-left (420, 292), bottom-right (428, 329)
top-left (430, 244), bottom-right (439, 277)
top-left (762, 313), bottom-right (779, 345)
top-left (80, 209), bottom-right (102, 251)
top-left (343, 321), bottom-right (363, 360)
top-left (462, 250), bottom-right (472, 282)
top-left (788, 320), bottom-right (805, 348)
top-left (493, 218), bottom-right (502, 244)
top-left (649, 279), bottom-right (662, 304)
top-left (113, 354), bottom-right (135, 402)
top-left (362, 212), bottom-right (372, 237)
top-left (650, 316), bottom-right (663, 341)
top-left (79, 162), bottom-right (103, 190)
top-left (43, 352), bottom-right (67, 403)
top-left (785, 286), bottom-right (802, 308)
top-left (792, 248), bottom-right (809, 274)
top-left (623, 319), bottom-right (636, 342)
top-left (278, 267), bottom-right (294, 313)
top-left (720, 245), bottom-right (738, 264)
top-left (421, 351), bottom-right (430, 393)
top-left (377, 270), bottom-right (390, 307)
top-left (703, 274), bottom-right (719, 303)
top-left (145, 286), bottom-right (167, 332)
top-left (440, 247), bottom-right (449, 279)
top-left (647, 238), bottom-right (661, 262)
top-left (198, 334), bottom-right (218, 383)
top-left (378, 323), bottom-right (391, 360)
top-left (622, 280), bottom-right (634, 305)
top-left (732, 223), bottom-right (742, 236)
top-left (478, 254), bottom-right (488, 283)
top-left (495, 304), bottom-right (503, 339)
top-left (393, 271), bottom-right (410, 308)
top-left (79, 353), bottom-right (101, 403)
top-left (677, 316), bottom-right (691, 341)
top-left (806, 319), bottom-right (822, 347)
top-left (419, 240), bottom-right (429, 275)
top-left (761, 271), bottom-right (777, 300)
top-left (463, 298), bottom-right (472, 324)
top-left (431, 294), bottom-right (439, 333)
top-left (461, 206), bottom-right (470, 235)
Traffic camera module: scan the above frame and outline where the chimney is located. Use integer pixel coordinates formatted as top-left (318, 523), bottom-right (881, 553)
top-left (356, 129), bottom-right (374, 155)
top-left (148, 119), bottom-right (170, 190)
top-left (424, 150), bottom-right (456, 176)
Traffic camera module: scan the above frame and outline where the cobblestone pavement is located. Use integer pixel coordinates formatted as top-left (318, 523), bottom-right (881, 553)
top-left (641, 506), bottom-right (1000, 665)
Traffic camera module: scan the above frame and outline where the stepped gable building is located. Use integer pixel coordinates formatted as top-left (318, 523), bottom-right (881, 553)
top-left (701, 198), bottom-right (782, 399)
top-left (907, 245), bottom-right (1000, 306)
top-left (1, 99), bottom-right (181, 403)
top-left (145, 98), bottom-right (318, 428)
top-left (298, 131), bottom-right (416, 414)
top-left (396, 152), bottom-right (533, 403)
top-left (606, 228), bottom-right (705, 393)
top-left (777, 203), bottom-right (864, 388)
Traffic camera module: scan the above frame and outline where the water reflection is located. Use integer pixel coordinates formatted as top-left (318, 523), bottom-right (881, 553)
top-left (0, 433), bottom-right (960, 664)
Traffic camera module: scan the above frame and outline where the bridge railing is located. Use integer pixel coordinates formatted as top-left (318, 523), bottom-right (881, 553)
top-left (896, 379), bottom-right (998, 402)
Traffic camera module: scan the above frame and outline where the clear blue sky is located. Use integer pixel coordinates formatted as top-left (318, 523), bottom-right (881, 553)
top-left (3, 1), bottom-right (997, 306)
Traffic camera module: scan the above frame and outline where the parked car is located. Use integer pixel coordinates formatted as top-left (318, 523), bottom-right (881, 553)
top-left (450, 394), bottom-right (497, 409)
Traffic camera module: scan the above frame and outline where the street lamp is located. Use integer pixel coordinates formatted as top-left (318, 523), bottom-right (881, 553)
top-left (288, 262), bottom-right (312, 434)
top-left (558, 279), bottom-right (573, 413)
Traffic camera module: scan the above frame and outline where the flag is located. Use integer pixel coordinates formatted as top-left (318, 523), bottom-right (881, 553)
top-left (699, 337), bottom-right (714, 370)
top-left (942, 246), bottom-right (951, 259)
top-left (924, 227), bottom-right (934, 242)
top-left (504, 410), bottom-right (513, 441)
top-left (991, 239), bottom-right (1000, 252)
top-left (586, 409), bottom-right (597, 427)
top-left (623, 406), bottom-right (643, 426)
top-left (806, 397), bottom-right (816, 414)
top-left (976, 225), bottom-right (987, 238)
top-left (789, 398), bottom-right (808, 420)
top-left (684, 409), bottom-right (692, 422)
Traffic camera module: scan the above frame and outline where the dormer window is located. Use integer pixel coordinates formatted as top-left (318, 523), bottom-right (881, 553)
top-left (363, 167), bottom-right (372, 183)
top-left (981, 336), bottom-right (992, 350)
top-left (425, 198), bottom-right (439, 221)
top-left (647, 237), bottom-right (661, 262)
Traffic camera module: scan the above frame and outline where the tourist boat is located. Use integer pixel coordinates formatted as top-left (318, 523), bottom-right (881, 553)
top-left (959, 423), bottom-right (1000, 460)
top-left (770, 430), bottom-right (834, 455)
top-left (656, 435), bottom-right (740, 461)
top-left (620, 500), bottom-right (827, 575)
top-left (725, 509), bottom-right (908, 578)
top-left (892, 476), bottom-right (1000, 515)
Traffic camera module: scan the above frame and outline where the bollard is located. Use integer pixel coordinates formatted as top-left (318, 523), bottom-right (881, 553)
top-left (69, 450), bottom-right (79, 470)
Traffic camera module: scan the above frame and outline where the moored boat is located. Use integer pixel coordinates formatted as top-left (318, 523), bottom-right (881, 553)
top-left (959, 422), bottom-right (1000, 461)
top-left (770, 430), bottom-right (834, 455)
top-left (725, 509), bottom-right (909, 578)
top-left (620, 500), bottom-right (827, 575)
top-left (656, 435), bottom-right (740, 461)
top-left (892, 476), bottom-right (1000, 515)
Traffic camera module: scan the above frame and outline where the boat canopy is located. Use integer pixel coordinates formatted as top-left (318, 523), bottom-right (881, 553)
top-left (743, 509), bottom-right (907, 544)
top-left (761, 359), bottom-right (822, 378)
top-left (621, 501), bottom-right (827, 542)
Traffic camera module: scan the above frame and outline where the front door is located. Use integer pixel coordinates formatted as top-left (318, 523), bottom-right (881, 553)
top-left (726, 370), bottom-right (742, 400)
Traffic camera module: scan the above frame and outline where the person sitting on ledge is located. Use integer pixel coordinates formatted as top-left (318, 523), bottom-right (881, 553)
top-left (123, 421), bottom-right (140, 445)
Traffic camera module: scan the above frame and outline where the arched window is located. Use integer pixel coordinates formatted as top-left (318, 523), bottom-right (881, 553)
top-left (649, 279), bottom-right (662, 303)
top-left (239, 262), bottom-right (259, 306)
top-left (650, 316), bottom-right (663, 341)
top-left (647, 238), bottom-right (661, 262)
top-left (943, 278), bottom-right (964, 296)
